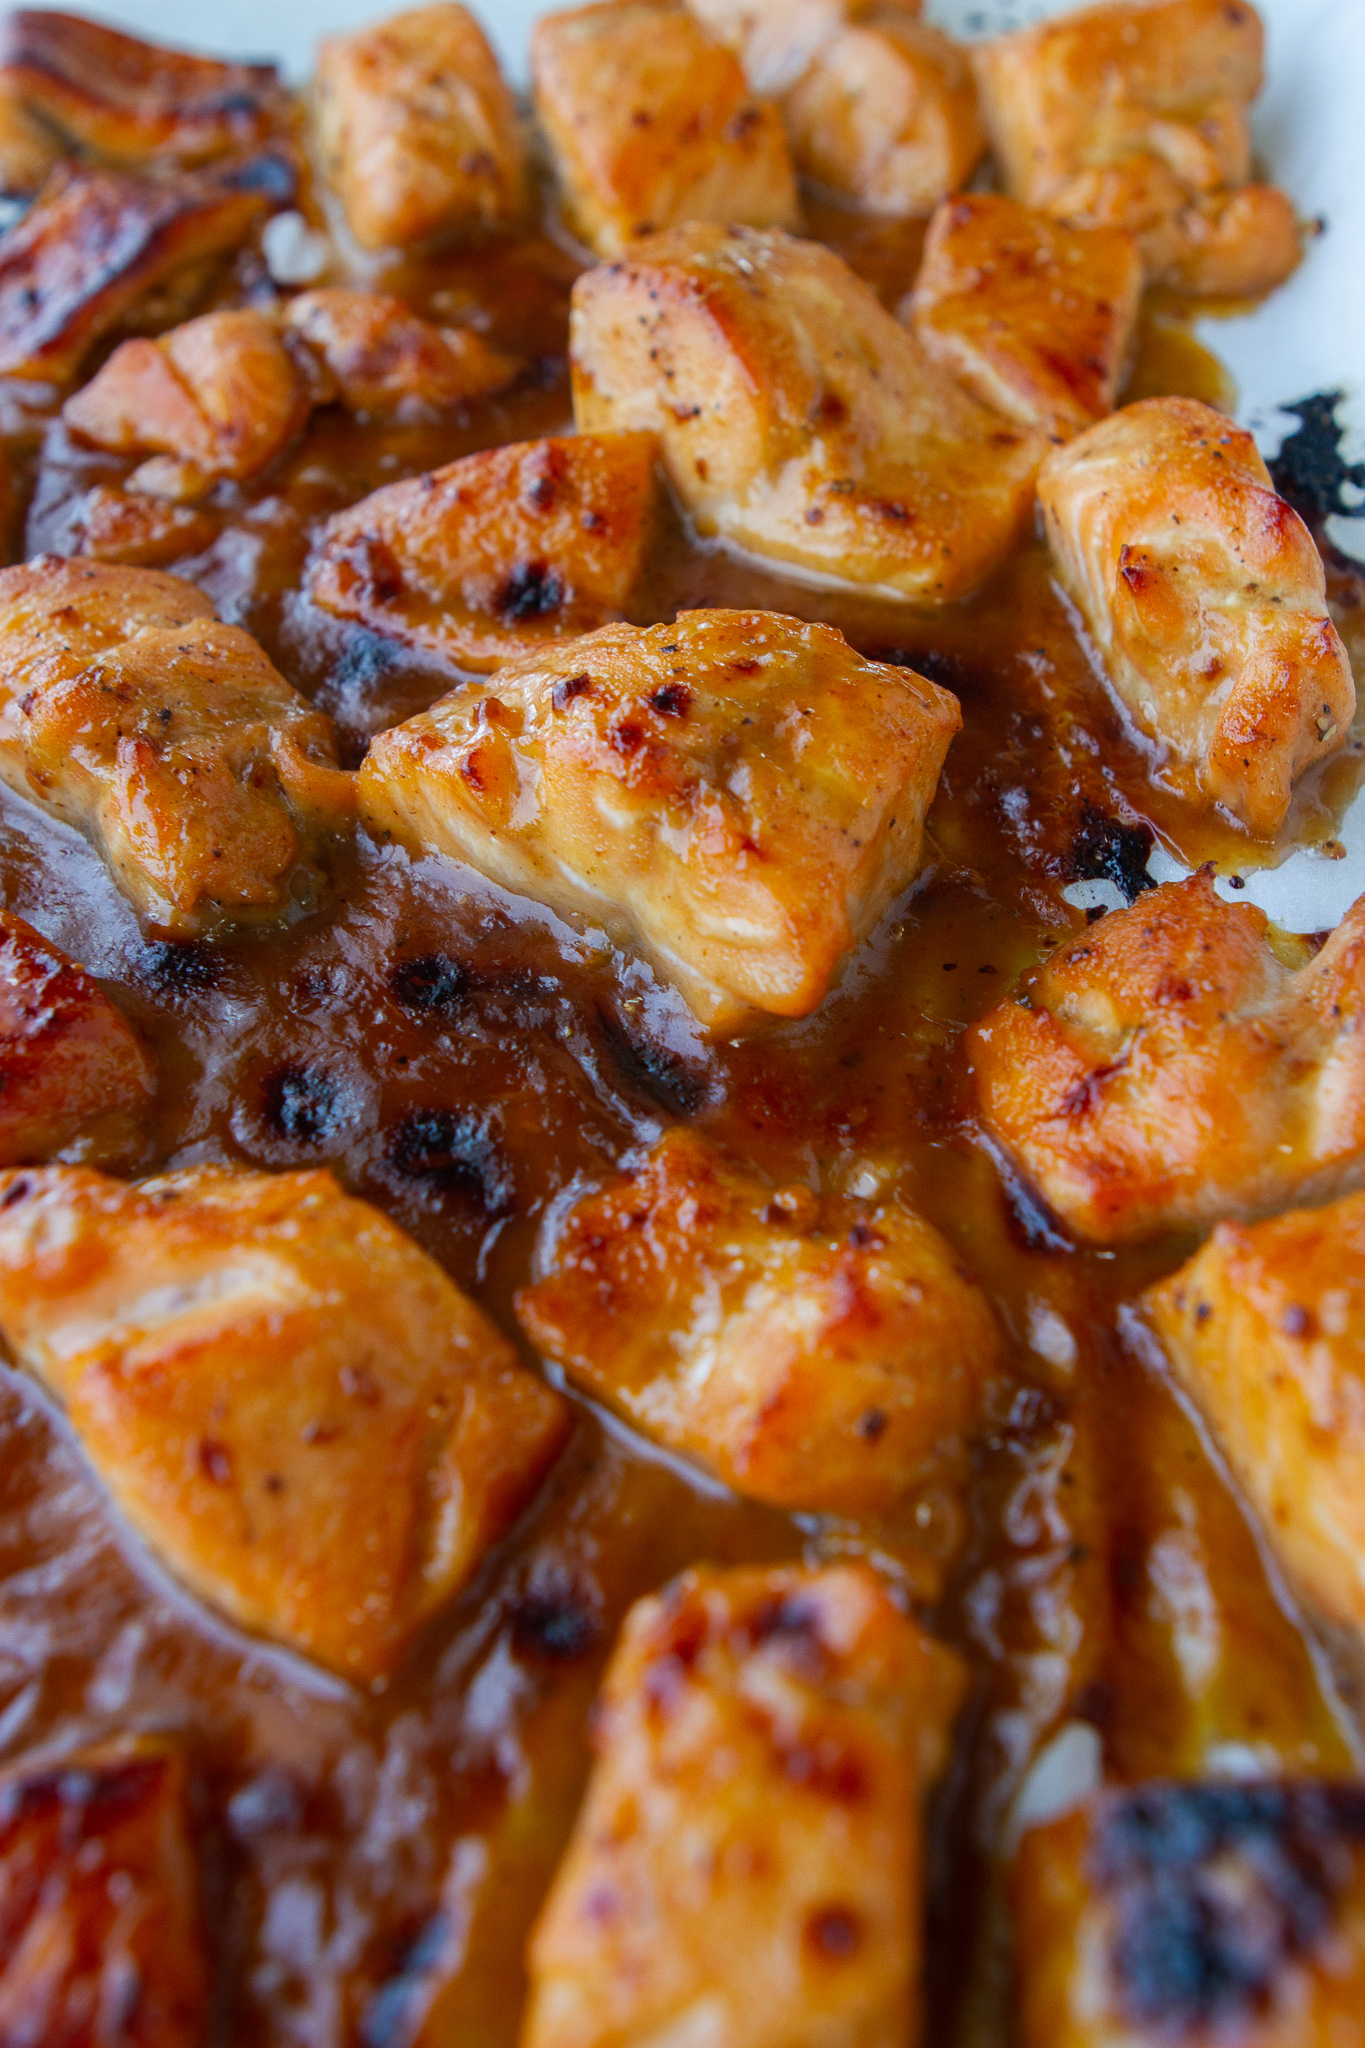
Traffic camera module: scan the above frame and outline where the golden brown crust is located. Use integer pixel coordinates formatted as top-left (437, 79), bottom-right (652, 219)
top-left (0, 155), bottom-right (289, 384)
top-left (517, 1125), bottom-right (1000, 1512)
top-left (971, 0), bottom-right (1298, 295)
top-left (0, 909), bottom-right (154, 1167)
top-left (0, 1737), bottom-right (209, 2047)
top-left (358, 608), bottom-right (959, 1033)
top-left (783, 13), bottom-right (984, 219)
top-left (1146, 1192), bottom-right (1365, 1660)
top-left (1038, 396), bottom-right (1354, 835)
top-left (315, 2), bottom-right (527, 251)
top-left (0, 1162), bottom-right (570, 1679)
top-left (909, 193), bottom-right (1143, 440)
top-left (0, 10), bottom-right (285, 188)
top-left (1015, 1781), bottom-right (1365, 2046)
top-left (523, 1563), bottom-right (965, 2048)
top-left (0, 556), bottom-right (355, 937)
top-left (531, 0), bottom-right (798, 258)
top-left (571, 223), bottom-right (1048, 603)
top-left (308, 432), bottom-right (660, 670)
top-left (971, 871), bottom-right (1365, 1245)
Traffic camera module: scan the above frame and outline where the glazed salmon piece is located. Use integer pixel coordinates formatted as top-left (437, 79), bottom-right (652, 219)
top-left (0, 909), bottom-right (154, 1166)
top-left (909, 193), bottom-right (1143, 440)
top-left (0, 154), bottom-right (290, 383)
top-left (0, 9), bottom-right (284, 192)
top-left (283, 286), bottom-right (518, 416)
top-left (0, 557), bottom-right (355, 938)
top-left (1146, 1190), bottom-right (1365, 1666)
top-left (65, 291), bottom-right (518, 501)
top-left (689, 0), bottom-right (971, 219)
top-left (64, 307), bottom-right (309, 501)
top-left (0, 1163), bottom-right (570, 1680)
top-left (358, 609), bottom-right (959, 1034)
top-left (783, 12), bottom-right (983, 218)
top-left (1038, 396), bottom-right (1354, 835)
top-left (308, 432), bottom-right (660, 671)
top-left (517, 1126), bottom-right (1000, 1513)
top-left (971, 0), bottom-right (1299, 295)
top-left (1015, 1781), bottom-right (1365, 2047)
top-left (687, 0), bottom-right (924, 99)
top-left (531, 0), bottom-right (797, 259)
top-left (0, 1738), bottom-right (209, 2048)
top-left (571, 223), bottom-right (1048, 603)
top-left (971, 872), bottom-right (1365, 1245)
top-left (315, 3), bottom-right (526, 250)
top-left (523, 1563), bottom-right (966, 2048)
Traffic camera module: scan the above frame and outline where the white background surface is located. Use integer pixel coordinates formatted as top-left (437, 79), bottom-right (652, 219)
top-left (60, 0), bottom-right (1365, 926)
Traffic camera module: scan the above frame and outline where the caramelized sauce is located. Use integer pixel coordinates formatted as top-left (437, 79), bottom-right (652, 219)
top-left (0, 211), bottom-right (1361, 2048)
top-left (1120, 293), bottom-right (1238, 413)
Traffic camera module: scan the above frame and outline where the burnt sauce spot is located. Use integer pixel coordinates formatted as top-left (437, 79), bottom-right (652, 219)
top-left (262, 1064), bottom-right (343, 1145)
top-left (596, 1004), bottom-right (707, 1118)
top-left (1064, 802), bottom-right (1155, 902)
top-left (510, 1563), bottom-right (602, 1662)
top-left (141, 940), bottom-right (222, 994)
top-left (386, 1106), bottom-right (514, 1217)
top-left (389, 953), bottom-right (470, 1014)
top-left (1094, 1782), bottom-right (1365, 2029)
top-left (333, 630), bottom-right (399, 692)
top-left (1268, 392), bottom-right (1365, 524)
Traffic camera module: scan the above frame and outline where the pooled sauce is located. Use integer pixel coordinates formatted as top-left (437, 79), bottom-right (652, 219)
top-left (1, 205), bottom-right (1362, 2048)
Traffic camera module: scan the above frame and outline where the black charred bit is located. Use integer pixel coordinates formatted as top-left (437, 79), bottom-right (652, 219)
top-left (1094, 1781), bottom-right (1365, 2030)
top-left (1269, 391), bottom-right (1365, 524)
top-left (386, 1107), bottom-right (514, 1217)
top-left (390, 953), bottom-right (470, 1014)
top-left (499, 561), bottom-right (567, 622)
top-left (596, 1004), bottom-right (705, 1118)
top-left (1064, 802), bottom-right (1156, 902)
top-left (511, 1564), bottom-right (602, 1661)
top-left (262, 1064), bottom-right (342, 1144)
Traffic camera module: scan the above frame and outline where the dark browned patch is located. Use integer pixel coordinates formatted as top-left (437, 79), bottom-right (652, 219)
top-left (498, 561), bottom-right (566, 622)
top-left (199, 1438), bottom-right (233, 1485)
top-left (1093, 1781), bottom-right (1365, 2030)
top-left (552, 671), bottom-right (593, 711)
top-left (805, 1905), bottom-right (863, 1960)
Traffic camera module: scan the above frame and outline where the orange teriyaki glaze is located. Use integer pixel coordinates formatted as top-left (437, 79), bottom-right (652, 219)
top-left (0, 202), bottom-right (1361, 2048)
